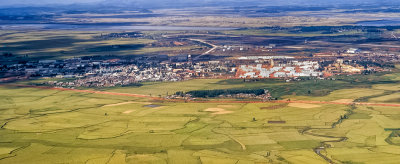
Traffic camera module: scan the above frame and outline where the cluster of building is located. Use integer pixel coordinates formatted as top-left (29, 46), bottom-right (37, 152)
top-left (217, 44), bottom-right (278, 53)
top-left (1, 47), bottom-right (395, 87)
top-left (237, 56), bottom-right (294, 60)
top-left (47, 65), bottom-right (183, 87)
top-left (62, 60), bottom-right (236, 87)
top-left (216, 92), bottom-right (272, 100)
top-left (98, 32), bottom-right (143, 39)
top-left (236, 59), bottom-right (323, 78)
top-left (324, 59), bottom-right (365, 74)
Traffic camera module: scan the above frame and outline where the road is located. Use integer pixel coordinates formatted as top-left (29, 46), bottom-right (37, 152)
top-left (189, 39), bottom-right (219, 60)
top-left (3, 84), bottom-right (400, 107)
top-left (392, 32), bottom-right (398, 39)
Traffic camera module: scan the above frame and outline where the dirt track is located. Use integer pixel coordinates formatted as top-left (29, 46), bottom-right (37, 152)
top-left (4, 84), bottom-right (400, 107)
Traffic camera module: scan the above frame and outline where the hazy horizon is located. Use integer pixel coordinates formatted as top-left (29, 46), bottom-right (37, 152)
top-left (1, 0), bottom-right (399, 8)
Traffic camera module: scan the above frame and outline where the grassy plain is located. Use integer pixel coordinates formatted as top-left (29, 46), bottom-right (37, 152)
top-left (0, 85), bottom-right (342, 163)
top-left (103, 72), bottom-right (399, 99)
top-left (0, 30), bottom-right (202, 61)
top-left (1, 72), bottom-right (400, 163)
top-left (223, 29), bottom-right (364, 37)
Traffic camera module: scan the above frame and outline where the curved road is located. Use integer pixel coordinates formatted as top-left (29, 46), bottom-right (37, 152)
top-left (189, 39), bottom-right (219, 60)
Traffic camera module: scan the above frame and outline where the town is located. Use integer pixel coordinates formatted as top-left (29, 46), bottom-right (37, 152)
top-left (0, 46), bottom-right (397, 88)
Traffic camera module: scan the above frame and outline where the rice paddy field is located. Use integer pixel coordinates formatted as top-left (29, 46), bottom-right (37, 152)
top-left (1, 73), bottom-right (400, 163)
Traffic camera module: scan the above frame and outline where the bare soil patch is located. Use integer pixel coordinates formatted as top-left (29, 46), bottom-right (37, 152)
top-left (204, 108), bottom-right (233, 115)
top-left (288, 103), bottom-right (321, 109)
top-left (331, 99), bottom-right (354, 103)
top-left (123, 110), bottom-right (134, 114)
top-left (260, 104), bottom-right (288, 110)
top-left (103, 101), bottom-right (150, 107)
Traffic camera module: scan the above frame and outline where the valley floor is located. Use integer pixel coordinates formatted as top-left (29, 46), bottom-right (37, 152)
top-left (1, 74), bottom-right (400, 163)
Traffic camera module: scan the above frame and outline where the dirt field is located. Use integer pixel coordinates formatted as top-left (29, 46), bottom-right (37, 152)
top-left (123, 110), bottom-right (134, 114)
top-left (204, 108), bottom-right (233, 115)
top-left (331, 99), bottom-right (354, 103)
top-left (288, 103), bottom-right (321, 109)
top-left (103, 101), bottom-right (150, 107)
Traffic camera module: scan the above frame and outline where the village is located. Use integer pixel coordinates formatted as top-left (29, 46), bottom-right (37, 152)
top-left (0, 46), bottom-right (397, 88)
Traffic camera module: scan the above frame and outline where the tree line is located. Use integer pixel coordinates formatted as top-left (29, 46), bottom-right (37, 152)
top-left (182, 89), bottom-right (266, 98)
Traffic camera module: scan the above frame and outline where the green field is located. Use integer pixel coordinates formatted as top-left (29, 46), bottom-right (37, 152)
top-left (223, 29), bottom-right (364, 37)
top-left (99, 72), bottom-right (399, 100)
top-left (0, 31), bottom-right (201, 62)
top-left (1, 72), bottom-right (400, 163)
top-left (0, 86), bottom-right (339, 163)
